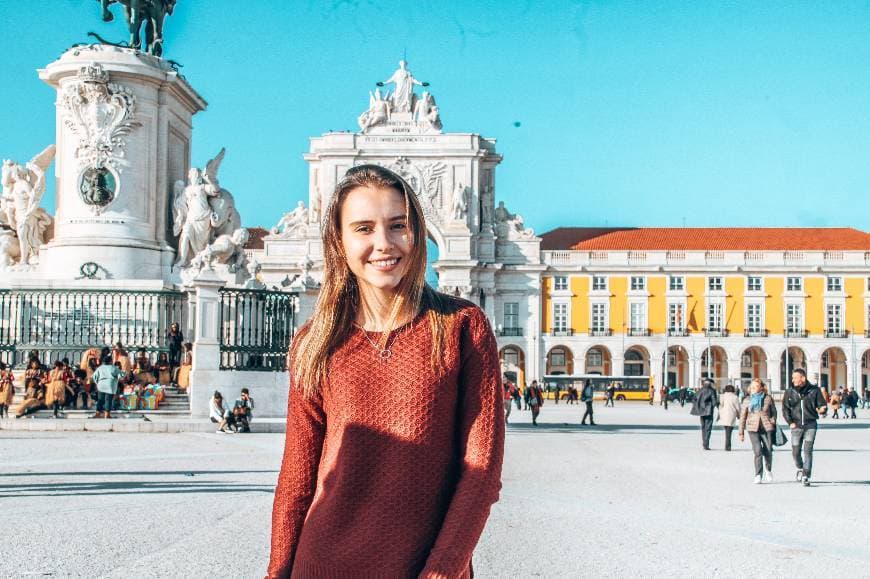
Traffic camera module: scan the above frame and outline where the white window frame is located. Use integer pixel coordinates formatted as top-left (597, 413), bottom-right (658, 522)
top-left (630, 276), bottom-right (646, 291)
top-left (785, 302), bottom-right (804, 334)
top-left (707, 302), bottom-right (723, 331)
top-left (668, 302), bottom-right (686, 332)
top-left (503, 302), bottom-right (519, 330)
top-left (629, 302), bottom-right (647, 332)
top-left (552, 302), bottom-right (569, 332)
top-left (708, 276), bottom-right (723, 292)
top-left (746, 302), bottom-right (763, 333)
top-left (553, 276), bottom-right (569, 292)
top-left (590, 301), bottom-right (608, 333)
top-left (591, 275), bottom-right (608, 292)
top-left (786, 276), bottom-right (803, 292)
top-left (826, 303), bottom-right (842, 334)
top-left (826, 276), bottom-right (843, 293)
top-left (669, 275), bottom-right (684, 291)
top-left (746, 276), bottom-right (763, 292)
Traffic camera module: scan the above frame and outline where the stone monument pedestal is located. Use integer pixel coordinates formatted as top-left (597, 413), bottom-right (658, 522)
top-left (36, 45), bottom-right (207, 281)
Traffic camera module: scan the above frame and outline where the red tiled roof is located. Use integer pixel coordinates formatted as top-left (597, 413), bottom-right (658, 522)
top-left (540, 227), bottom-right (870, 251)
top-left (244, 227), bottom-right (270, 250)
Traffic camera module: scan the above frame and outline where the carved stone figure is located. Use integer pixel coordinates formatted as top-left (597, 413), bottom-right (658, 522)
top-left (271, 201), bottom-right (308, 238)
top-left (61, 63), bottom-right (139, 213)
top-left (188, 228), bottom-right (249, 271)
top-left (378, 60), bottom-right (424, 113)
top-left (98, 0), bottom-right (177, 57)
top-left (494, 201), bottom-right (535, 239)
top-left (480, 185), bottom-right (494, 225)
top-left (450, 182), bottom-right (467, 221)
top-left (414, 92), bottom-right (442, 132)
top-left (0, 229), bottom-right (20, 267)
top-left (358, 88), bottom-right (391, 133)
top-left (172, 148), bottom-right (241, 267)
top-left (310, 183), bottom-right (321, 223)
top-left (0, 146), bottom-right (56, 266)
top-left (243, 259), bottom-right (266, 290)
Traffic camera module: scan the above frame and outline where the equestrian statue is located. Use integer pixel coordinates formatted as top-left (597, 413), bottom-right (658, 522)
top-left (97, 0), bottom-right (177, 57)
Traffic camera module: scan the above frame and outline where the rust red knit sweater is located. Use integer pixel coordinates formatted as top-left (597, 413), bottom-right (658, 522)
top-left (268, 300), bottom-right (504, 579)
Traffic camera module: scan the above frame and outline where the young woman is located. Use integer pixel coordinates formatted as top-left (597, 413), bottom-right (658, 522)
top-left (209, 390), bottom-right (230, 433)
top-left (739, 378), bottom-right (777, 483)
top-left (718, 384), bottom-right (742, 451)
top-left (0, 362), bottom-right (14, 418)
top-left (166, 322), bottom-right (184, 368)
top-left (175, 342), bottom-right (193, 391)
top-left (45, 360), bottom-right (73, 418)
top-left (155, 352), bottom-right (172, 385)
top-left (268, 165), bottom-right (504, 579)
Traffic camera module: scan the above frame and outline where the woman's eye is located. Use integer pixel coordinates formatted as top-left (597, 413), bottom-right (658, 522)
top-left (355, 226), bottom-right (372, 233)
top-left (392, 223), bottom-right (407, 230)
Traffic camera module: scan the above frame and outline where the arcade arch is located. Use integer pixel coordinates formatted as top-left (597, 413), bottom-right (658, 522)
top-left (780, 346), bottom-right (808, 387)
top-left (665, 345), bottom-right (689, 388)
top-left (701, 345), bottom-right (728, 389)
top-left (819, 347), bottom-right (847, 392)
top-left (499, 345), bottom-right (526, 387)
top-left (623, 346), bottom-right (650, 377)
top-left (740, 346), bottom-right (768, 389)
top-left (546, 346), bottom-right (574, 375)
top-left (584, 345), bottom-right (612, 376)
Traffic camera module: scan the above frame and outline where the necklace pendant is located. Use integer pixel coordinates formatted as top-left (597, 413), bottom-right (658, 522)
top-left (379, 349), bottom-right (392, 361)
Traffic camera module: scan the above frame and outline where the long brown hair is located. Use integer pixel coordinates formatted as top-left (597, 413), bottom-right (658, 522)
top-left (292, 164), bottom-right (450, 398)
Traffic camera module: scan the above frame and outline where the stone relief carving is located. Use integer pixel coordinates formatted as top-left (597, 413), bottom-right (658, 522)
top-left (413, 91), bottom-right (442, 132)
top-left (0, 145), bottom-right (56, 267)
top-left (270, 201), bottom-right (308, 238)
top-left (358, 88), bottom-right (391, 132)
top-left (480, 185), bottom-right (494, 225)
top-left (450, 182), bottom-right (467, 222)
top-left (172, 148), bottom-right (241, 267)
top-left (494, 201), bottom-right (535, 239)
top-left (188, 228), bottom-right (249, 271)
top-left (310, 182), bottom-right (321, 223)
top-left (61, 63), bottom-right (140, 213)
top-left (373, 157), bottom-right (447, 228)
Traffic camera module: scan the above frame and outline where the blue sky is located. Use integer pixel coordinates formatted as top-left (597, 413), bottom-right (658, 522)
top-left (3, 1), bottom-right (870, 233)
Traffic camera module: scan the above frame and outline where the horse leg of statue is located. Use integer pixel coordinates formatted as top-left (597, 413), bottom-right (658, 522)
top-left (126, 1), bottom-right (141, 50)
top-left (145, 17), bottom-right (156, 55)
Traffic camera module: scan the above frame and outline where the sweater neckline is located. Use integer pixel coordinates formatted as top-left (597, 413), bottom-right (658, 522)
top-left (353, 307), bottom-right (425, 339)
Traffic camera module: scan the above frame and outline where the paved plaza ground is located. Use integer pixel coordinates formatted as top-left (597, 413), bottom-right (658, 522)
top-left (2, 401), bottom-right (868, 578)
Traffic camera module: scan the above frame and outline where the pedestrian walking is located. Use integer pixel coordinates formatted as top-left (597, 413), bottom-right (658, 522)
top-left (782, 368), bottom-right (827, 487)
top-left (528, 381), bottom-right (544, 425)
top-left (691, 378), bottom-right (719, 450)
top-left (829, 390), bottom-right (840, 418)
top-left (523, 382), bottom-right (532, 410)
top-left (844, 387), bottom-right (858, 419)
top-left (649, 383), bottom-right (655, 405)
top-left (718, 384), bottom-right (741, 451)
top-left (604, 383), bottom-right (615, 407)
top-left (502, 377), bottom-right (514, 425)
top-left (739, 378), bottom-right (776, 483)
top-left (660, 384), bottom-right (669, 410)
top-left (267, 165), bottom-right (504, 578)
top-left (512, 382), bottom-right (522, 410)
top-left (553, 383), bottom-right (561, 405)
top-left (678, 385), bottom-right (688, 407)
top-left (580, 379), bottom-right (596, 425)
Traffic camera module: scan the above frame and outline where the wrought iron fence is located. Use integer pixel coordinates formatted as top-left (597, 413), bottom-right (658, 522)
top-left (0, 289), bottom-right (188, 368)
top-left (218, 288), bottom-right (296, 371)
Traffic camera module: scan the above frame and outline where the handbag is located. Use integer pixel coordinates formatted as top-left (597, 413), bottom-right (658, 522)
top-left (773, 425), bottom-right (788, 447)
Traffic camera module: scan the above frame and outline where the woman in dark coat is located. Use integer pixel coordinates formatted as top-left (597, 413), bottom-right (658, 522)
top-left (166, 323), bottom-right (184, 368)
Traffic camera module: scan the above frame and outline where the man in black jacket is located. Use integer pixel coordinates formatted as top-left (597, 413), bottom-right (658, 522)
top-left (691, 378), bottom-right (719, 450)
top-left (782, 368), bottom-right (827, 486)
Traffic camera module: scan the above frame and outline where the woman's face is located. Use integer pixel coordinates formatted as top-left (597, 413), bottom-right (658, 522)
top-left (750, 382), bottom-right (760, 394)
top-left (340, 185), bottom-right (412, 300)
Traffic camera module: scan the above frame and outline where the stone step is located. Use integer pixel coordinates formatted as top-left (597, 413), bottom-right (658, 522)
top-left (0, 416), bottom-right (286, 433)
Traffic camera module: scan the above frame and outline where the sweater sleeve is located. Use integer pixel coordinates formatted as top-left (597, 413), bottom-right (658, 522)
top-left (267, 375), bottom-right (326, 579)
top-left (420, 308), bottom-right (505, 579)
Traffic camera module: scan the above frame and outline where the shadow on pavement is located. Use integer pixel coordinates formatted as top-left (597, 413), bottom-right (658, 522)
top-left (506, 423), bottom-right (692, 434)
top-left (0, 480), bottom-right (276, 498)
top-left (0, 469), bottom-right (278, 478)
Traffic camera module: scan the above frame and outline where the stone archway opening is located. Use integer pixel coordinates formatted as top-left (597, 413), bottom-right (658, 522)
top-left (666, 346), bottom-right (689, 388)
top-left (499, 345), bottom-right (526, 387)
top-left (861, 350), bottom-right (870, 398)
top-left (820, 347), bottom-right (847, 393)
top-left (624, 346), bottom-right (650, 377)
top-left (701, 345), bottom-right (728, 389)
top-left (546, 346), bottom-right (574, 375)
top-left (741, 346), bottom-right (768, 391)
top-left (585, 346), bottom-right (612, 376)
top-left (780, 346), bottom-right (808, 388)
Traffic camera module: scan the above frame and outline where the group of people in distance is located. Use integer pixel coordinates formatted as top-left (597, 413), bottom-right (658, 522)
top-left (1, 322), bottom-right (192, 419)
top-left (501, 377), bottom-right (597, 427)
top-left (693, 368), bottom-right (828, 487)
top-left (209, 388), bottom-right (255, 433)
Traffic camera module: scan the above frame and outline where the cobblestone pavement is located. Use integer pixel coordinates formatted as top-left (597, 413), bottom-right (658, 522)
top-left (1, 402), bottom-right (868, 578)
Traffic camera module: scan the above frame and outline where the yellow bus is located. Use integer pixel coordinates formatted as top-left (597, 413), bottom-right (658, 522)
top-left (542, 374), bottom-right (651, 402)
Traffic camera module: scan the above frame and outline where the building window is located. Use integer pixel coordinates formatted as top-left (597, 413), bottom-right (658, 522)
top-left (668, 303), bottom-right (684, 331)
top-left (669, 276), bottom-right (684, 291)
top-left (503, 302), bottom-right (519, 330)
top-left (747, 276), bottom-right (762, 292)
top-left (550, 347), bottom-right (566, 368)
top-left (827, 277), bottom-right (843, 292)
top-left (587, 348), bottom-right (603, 367)
top-left (553, 276), bottom-right (568, 291)
top-left (786, 303), bottom-right (803, 333)
top-left (502, 348), bottom-right (518, 367)
top-left (741, 352), bottom-right (752, 368)
top-left (629, 302), bottom-right (646, 332)
top-left (553, 303), bottom-right (568, 332)
top-left (821, 351), bottom-right (829, 369)
top-left (746, 303), bottom-right (762, 333)
top-left (591, 303), bottom-right (607, 332)
top-left (624, 349), bottom-right (645, 376)
top-left (786, 277), bottom-right (802, 292)
top-left (826, 304), bottom-right (842, 334)
top-left (592, 275), bottom-right (607, 291)
top-left (707, 303), bottom-right (723, 331)
top-left (630, 276), bottom-right (646, 291)
top-left (708, 276), bottom-right (723, 291)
